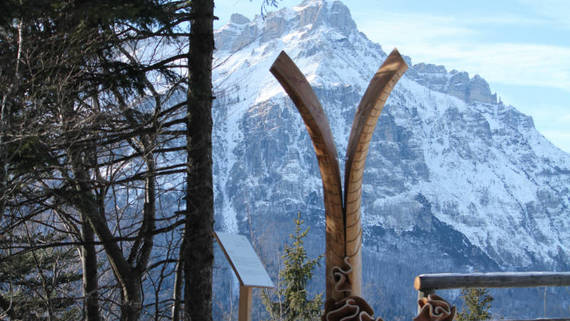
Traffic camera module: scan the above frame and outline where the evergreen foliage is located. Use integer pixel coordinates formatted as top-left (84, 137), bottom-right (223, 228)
top-left (456, 288), bottom-right (494, 321)
top-left (0, 0), bottom-right (194, 319)
top-left (0, 233), bottom-right (82, 320)
top-left (262, 213), bottom-right (323, 321)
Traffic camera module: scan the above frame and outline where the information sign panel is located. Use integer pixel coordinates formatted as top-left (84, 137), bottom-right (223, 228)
top-left (214, 232), bottom-right (274, 288)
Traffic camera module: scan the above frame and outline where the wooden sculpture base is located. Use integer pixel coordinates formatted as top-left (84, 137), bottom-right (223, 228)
top-left (322, 258), bottom-right (383, 321)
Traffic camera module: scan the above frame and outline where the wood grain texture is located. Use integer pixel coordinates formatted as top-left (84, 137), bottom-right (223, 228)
top-left (414, 272), bottom-right (570, 290)
top-left (270, 51), bottom-right (346, 301)
top-left (413, 294), bottom-right (456, 321)
top-left (270, 49), bottom-right (407, 301)
top-left (344, 49), bottom-right (408, 296)
top-left (238, 285), bottom-right (253, 321)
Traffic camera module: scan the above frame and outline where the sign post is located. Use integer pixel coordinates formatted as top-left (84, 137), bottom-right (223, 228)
top-left (214, 232), bottom-right (274, 321)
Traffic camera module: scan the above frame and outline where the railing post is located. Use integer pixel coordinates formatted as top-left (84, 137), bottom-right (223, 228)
top-left (417, 288), bottom-right (435, 314)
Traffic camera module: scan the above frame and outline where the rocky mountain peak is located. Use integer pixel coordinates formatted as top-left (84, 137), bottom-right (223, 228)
top-left (229, 13), bottom-right (250, 25)
top-left (295, 0), bottom-right (357, 35)
top-left (408, 63), bottom-right (497, 104)
top-left (215, 0), bottom-right (358, 53)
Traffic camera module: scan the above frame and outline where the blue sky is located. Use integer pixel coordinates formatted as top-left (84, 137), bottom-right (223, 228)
top-left (214, 0), bottom-right (570, 153)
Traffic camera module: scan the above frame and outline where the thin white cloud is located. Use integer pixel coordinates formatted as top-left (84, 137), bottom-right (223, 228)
top-left (357, 12), bottom-right (570, 91)
top-left (518, 0), bottom-right (570, 29)
top-left (357, 12), bottom-right (476, 43)
top-left (462, 15), bottom-right (547, 26)
top-left (425, 43), bottom-right (570, 89)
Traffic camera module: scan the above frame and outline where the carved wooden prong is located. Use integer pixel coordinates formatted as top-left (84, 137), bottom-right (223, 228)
top-left (270, 51), bottom-right (346, 300)
top-left (270, 49), bottom-right (408, 302)
top-left (343, 49), bottom-right (408, 296)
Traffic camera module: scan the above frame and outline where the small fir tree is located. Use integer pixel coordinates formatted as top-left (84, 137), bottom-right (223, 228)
top-left (262, 213), bottom-right (323, 321)
top-left (456, 288), bottom-right (494, 321)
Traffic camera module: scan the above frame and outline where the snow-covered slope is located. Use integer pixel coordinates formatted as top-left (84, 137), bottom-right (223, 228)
top-left (211, 0), bottom-right (570, 318)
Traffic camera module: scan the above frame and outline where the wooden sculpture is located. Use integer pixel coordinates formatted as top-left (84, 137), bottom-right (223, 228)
top-left (270, 49), bottom-right (457, 321)
top-left (270, 49), bottom-right (408, 304)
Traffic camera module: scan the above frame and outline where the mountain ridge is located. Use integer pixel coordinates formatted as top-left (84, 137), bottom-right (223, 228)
top-left (211, 0), bottom-right (570, 318)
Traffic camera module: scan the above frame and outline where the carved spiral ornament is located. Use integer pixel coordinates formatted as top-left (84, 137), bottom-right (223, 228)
top-left (322, 257), bottom-right (383, 321)
top-left (413, 294), bottom-right (456, 321)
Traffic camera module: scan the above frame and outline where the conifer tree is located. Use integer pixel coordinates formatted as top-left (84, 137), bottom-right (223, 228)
top-left (0, 233), bottom-right (82, 320)
top-left (456, 288), bottom-right (494, 321)
top-left (262, 213), bottom-right (323, 321)
top-left (1, 1), bottom-right (192, 319)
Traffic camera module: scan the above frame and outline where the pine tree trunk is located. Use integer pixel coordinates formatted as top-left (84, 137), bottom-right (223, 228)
top-left (80, 213), bottom-right (101, 321)
top-left (184, 0), bottom-right (215, 320)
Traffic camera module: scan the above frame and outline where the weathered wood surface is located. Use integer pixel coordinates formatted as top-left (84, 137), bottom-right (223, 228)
top-left (344, 49), bottom-right (408, 296)
top-left (238, 285), bottom-right (253, 321)
top-left (270, 49), bottom-right (408, 301)
top-left (270, 51), bottom-right (346, 300)
top-left (415, 272), bottom-right (570, 291)
top-left (413, 294), bottom-right (456, 321)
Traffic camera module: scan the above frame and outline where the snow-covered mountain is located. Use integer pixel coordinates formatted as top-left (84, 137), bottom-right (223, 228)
top-left (211, 0), bottom-right (570, 318)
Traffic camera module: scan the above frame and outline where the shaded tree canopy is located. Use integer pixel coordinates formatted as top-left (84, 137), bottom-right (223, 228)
top-left (0, 0), bottom-right (207, 320)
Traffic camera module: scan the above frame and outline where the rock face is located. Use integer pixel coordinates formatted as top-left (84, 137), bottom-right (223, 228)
top-left (408, 63), bottom-right (497, 104)
top-left (211, 0), bottom-right (570, 319)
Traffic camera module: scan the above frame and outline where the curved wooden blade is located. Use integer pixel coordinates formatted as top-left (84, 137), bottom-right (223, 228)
top-left (270, 51), bottom-right (346, 301)
top-left (344, 49), bottom-right (408, 296)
